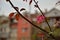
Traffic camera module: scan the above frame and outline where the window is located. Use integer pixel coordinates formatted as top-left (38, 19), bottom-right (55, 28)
top-left (22, 28), bottom-right (28, 33)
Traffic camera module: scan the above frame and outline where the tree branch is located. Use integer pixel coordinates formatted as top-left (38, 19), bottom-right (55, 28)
top-left (6, 0), bottom-right (56, 40)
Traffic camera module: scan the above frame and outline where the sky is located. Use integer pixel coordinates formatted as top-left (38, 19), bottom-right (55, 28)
top-left (0, 0), bottom-right (60, 16)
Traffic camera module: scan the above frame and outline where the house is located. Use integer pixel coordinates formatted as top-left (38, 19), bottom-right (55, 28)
top-left (44, 8), bottom-right (60, 27)
top-left (0, 16), bottom-right (10, 40)
top-left (45, 8), bottom-right (60, 17)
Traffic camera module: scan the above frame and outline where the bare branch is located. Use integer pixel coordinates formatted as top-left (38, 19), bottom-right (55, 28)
top-left (6, 0), bottom-right (56, 40)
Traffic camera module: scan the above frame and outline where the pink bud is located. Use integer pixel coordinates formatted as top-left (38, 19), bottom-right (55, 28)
top-left (37, 15), bottom-right (44, 24)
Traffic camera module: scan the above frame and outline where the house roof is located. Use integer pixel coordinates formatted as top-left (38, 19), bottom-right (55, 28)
top-left (46, 8), bottom-right (60, 14)
top-left (45, 8), bottom-right (60, 17)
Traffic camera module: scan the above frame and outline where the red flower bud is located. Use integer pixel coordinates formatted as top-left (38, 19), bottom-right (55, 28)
top-left (15, 14), bottom-right (20, 21)
top-left (9, 12), bottom-right (14, 19)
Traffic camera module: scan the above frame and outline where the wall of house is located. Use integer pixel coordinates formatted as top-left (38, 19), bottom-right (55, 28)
top-left (17, 16), bottom-right (32, 40)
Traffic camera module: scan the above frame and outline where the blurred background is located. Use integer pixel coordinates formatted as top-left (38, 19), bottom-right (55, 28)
top-left (0, 0), bottom-right (60, 40)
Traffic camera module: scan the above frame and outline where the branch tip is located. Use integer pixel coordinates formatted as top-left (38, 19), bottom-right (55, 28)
top-left (6, 0), bottom-right (10, 2)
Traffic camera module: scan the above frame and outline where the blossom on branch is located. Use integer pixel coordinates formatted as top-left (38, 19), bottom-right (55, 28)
top-left (37, 15), bottom-right (45, 24)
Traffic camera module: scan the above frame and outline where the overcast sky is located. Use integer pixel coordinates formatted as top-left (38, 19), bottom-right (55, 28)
top-left (0, 0), bottom-right (60, 16)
